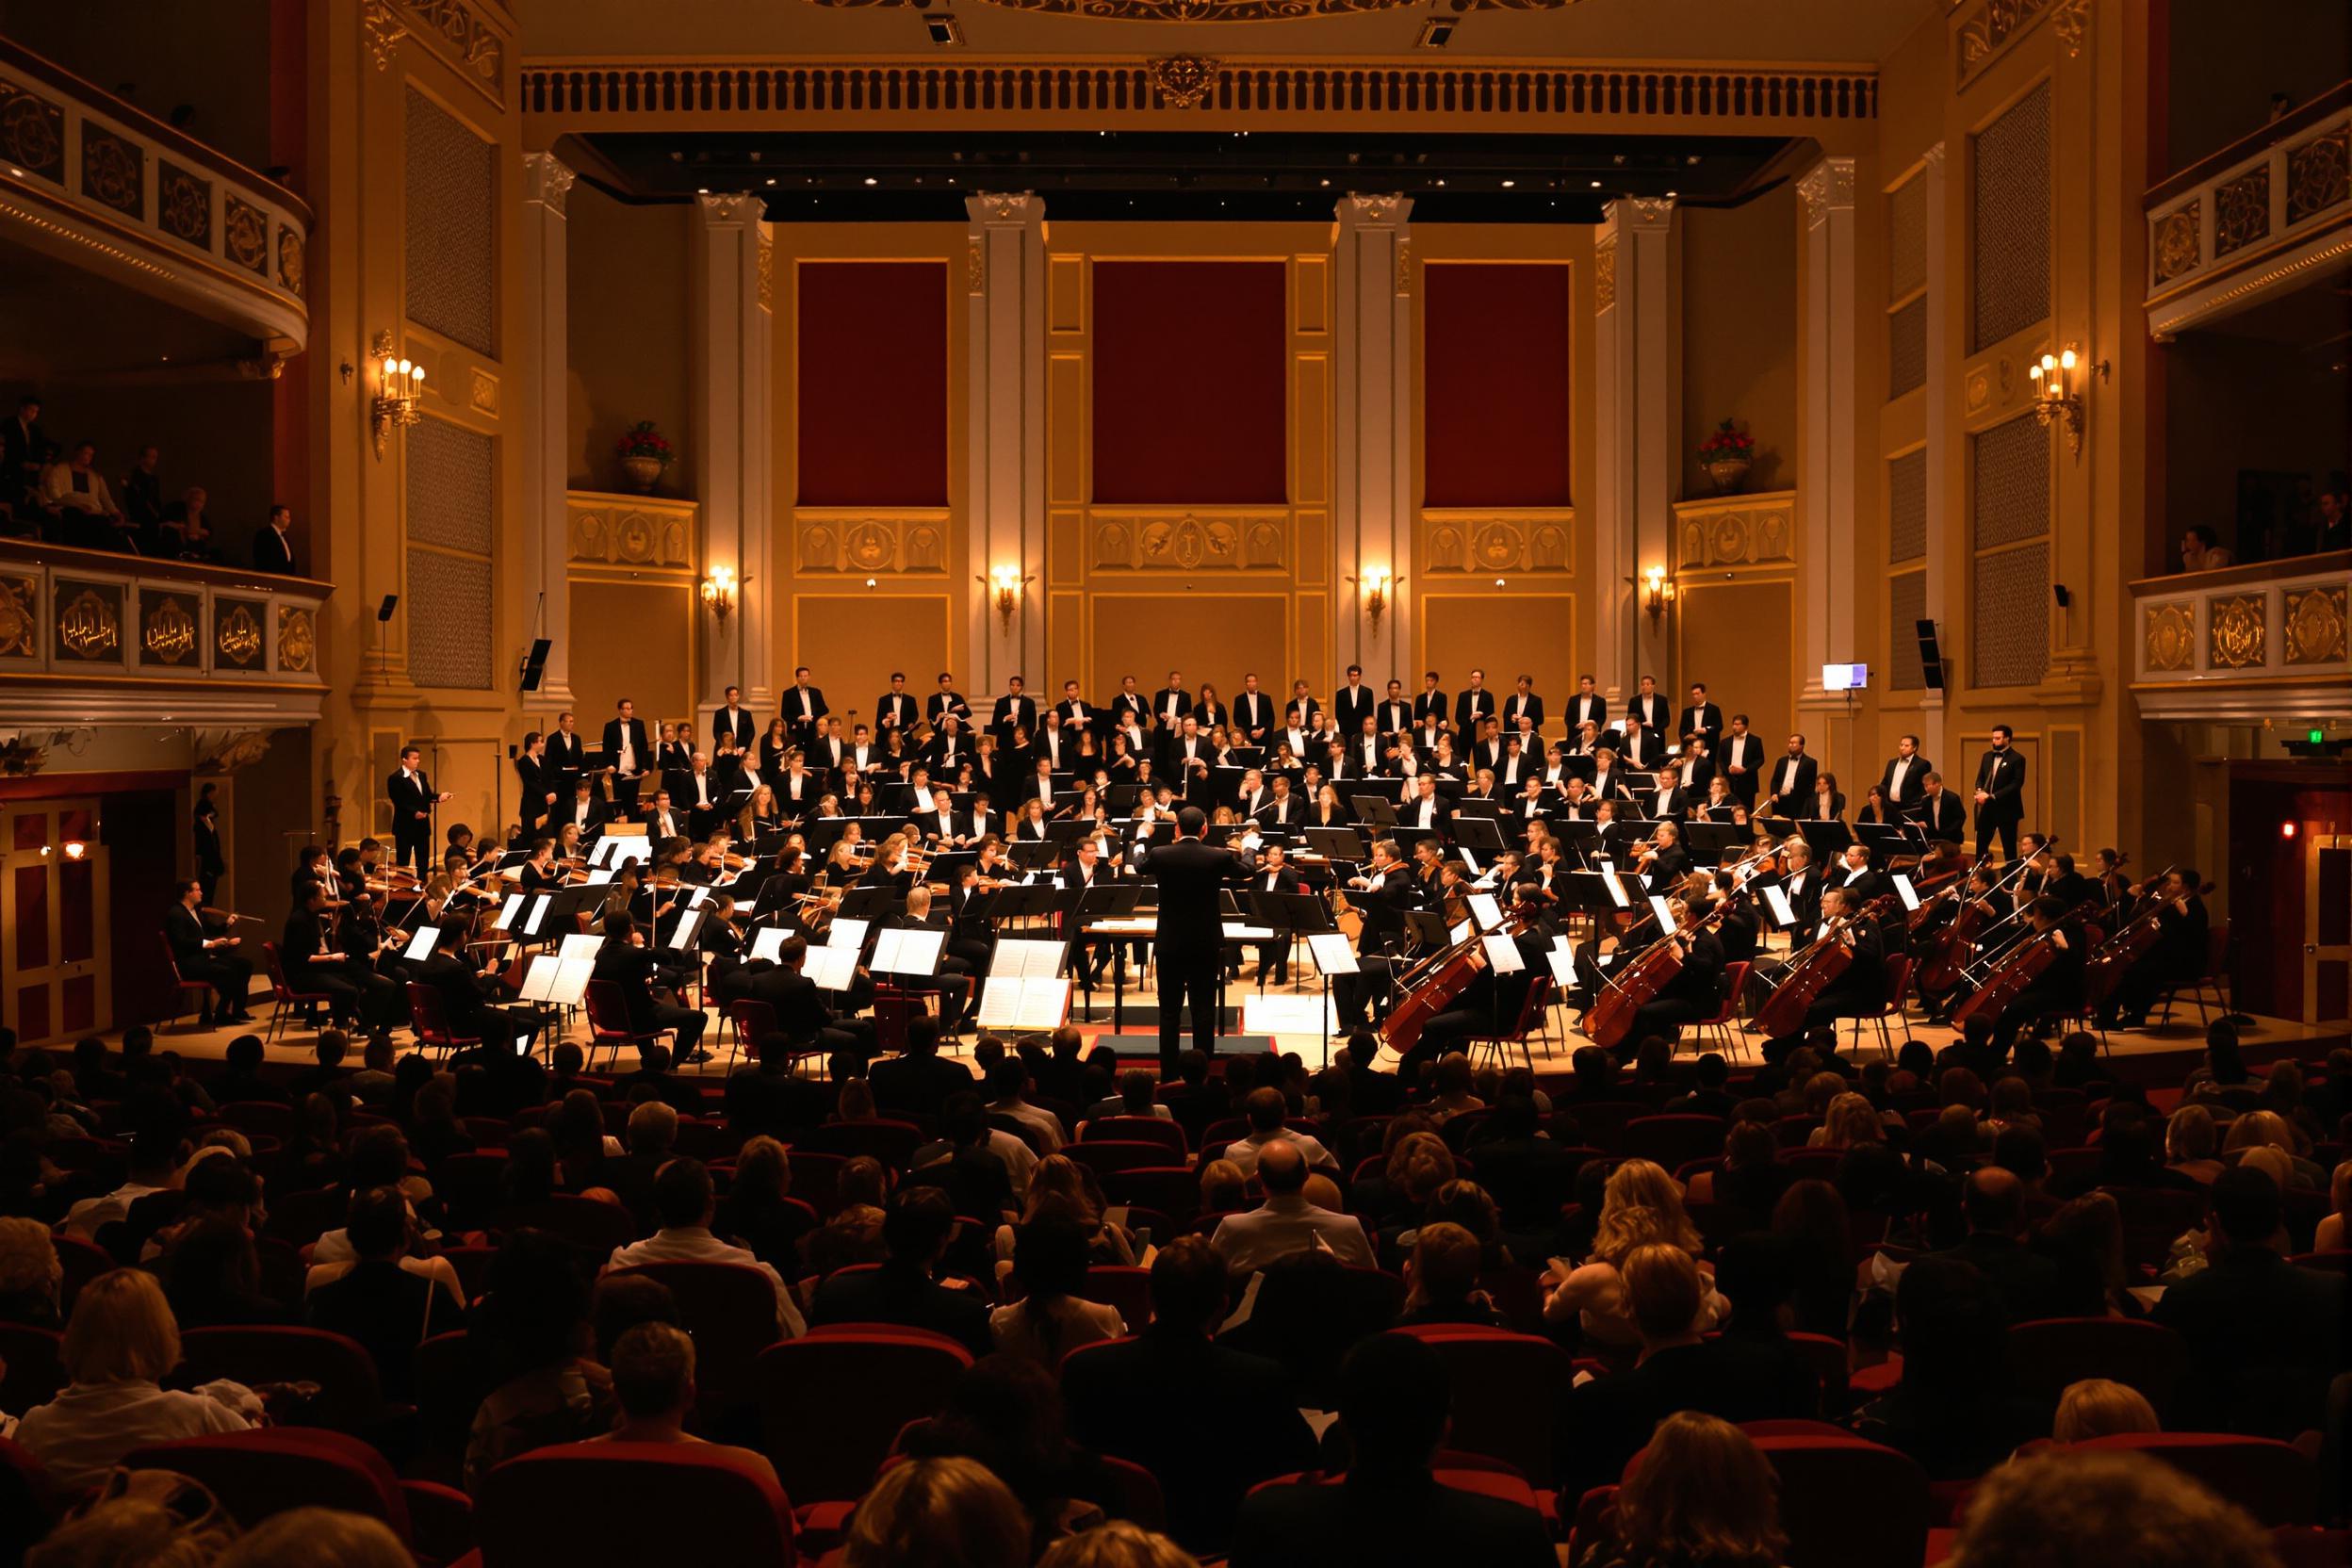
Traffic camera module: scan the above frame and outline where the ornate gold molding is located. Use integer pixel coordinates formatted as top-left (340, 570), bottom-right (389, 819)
top-left (1797, 157), bottom-right (1854, 228)
top-left (795, 510), bottom-right (952, 575)
top-left (964, 237), bottom-right (985, 295)
top-left (1145, 56), bottom-right (1221, 110)
top-left (568, 492), bottom-right (699, 570)
top-left (757, 232), bottom-right (774, 312)
top-left (1955, 0), bottom-right (2067, 90)
top-left (1672, 492), bottom-right (1796, 570)
top-left (1594, 242), bottom-right (1617, 311)
top-left (2151, 205), bottom-right (2199, 284)
top-left (140, 593), bottom-right (198, 665)
top-left (275, 605), bottom-right (316, 673)
top-left (0, 574), bottom-right (36, 659)
top-left (389, 0), bottom-right (505, 105)
top-left (1087, 509), bottom-right (1288, 572)
top-left (2283, 585), bottom-right (2346, 666)
top-left (468, 366), bottom-right (499, 416)
top-left (2287, 124), bottom-right (2349, 224)
top-left (215, 599), bottom-right (264, 667)
top-left (2050, 0), bottom-right (2090, 58)
top-left (522, 151), bottom-right (577, 215)
top-left (361, 0), bottom-right (407, 72)
top-left (2207, 593), bottom-right (2266, 669)
top-left (2142, 600), bottom-right (2194, 672)
top-left (1422, 509), bottom-right (1576, 575)
top-left (54, 582), bottom-right (121, 662)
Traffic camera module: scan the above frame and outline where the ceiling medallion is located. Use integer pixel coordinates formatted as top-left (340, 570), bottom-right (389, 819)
top-left (1146, 57), bottom-right (1222, 110)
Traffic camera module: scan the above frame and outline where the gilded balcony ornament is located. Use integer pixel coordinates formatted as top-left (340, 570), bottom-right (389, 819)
top-left (278, 226), bottom-right (306, 297)
top-left (217, 604), bottom-right (264, 666)
top-left (2213, 166), bottom-right (2270, 258)
top-left (78, 123), bottom-right (142, 218)
top-left (0, 81), bottom-right (64, 180)
top-left (2283, 585), bottom-right (2346, 667)
top-left (276, 606), bottom-right (316, 673)
top-left (159, 164), bottom-right (212, 248)
top-left (2207, 594), bottom-right (2265, 669)
top-left (2143, 601), bottom-right (2194, 672)
top-left (2151, 206), bottom-right (2199, 284)
top-left (0, 576), bottom-right (35, 658)
top-left (2050, 0), bottom-right (2090, 57)
top-left (142, 596), bottom-right (197, 664)
top-left (1594, 243), bottom-right (1617, 311)
top-left (224, 197), bottom-right (269, 274)
top-left (57, 588), bottom-right (120, 660)
top-left (1146, 57), bottom-right (1222, 110)
top-left (2286, 125), bottom-right (2349, 225)
top-left (965, 238), bottom-right (985, 295)
top-left (362, 0), bottom-right (408, 71)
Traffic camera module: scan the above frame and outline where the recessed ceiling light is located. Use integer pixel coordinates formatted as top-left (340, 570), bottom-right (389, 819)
top-left (863, 177), bottom-right (877, 187)
top-left (1665, 189), bottom-right (1677, 198)
top-left (766, 178), bottom-right (776, 186)
top-left (1500, 179), bottom-right (1514, 188)
top-left (1591, 180), bottom-right (1603, 189)
top-left (696, 188), bottom-right (708, 194)
top-left (1320, 178), bottom-right (1331, 187)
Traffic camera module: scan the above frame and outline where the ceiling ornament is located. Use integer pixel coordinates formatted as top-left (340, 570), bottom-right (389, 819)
top-left (802, 0), bottom-right (1576, 20)
top-left (1146, 57), bottom-right (1222, 110)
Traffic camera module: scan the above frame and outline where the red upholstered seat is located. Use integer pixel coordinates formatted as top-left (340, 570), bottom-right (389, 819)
top-left (2075, 1432), bottom-right (2317, 1528)
top-left (476, 1441), bottom-right (794, 1568)
top-left (173, 1326), bottom-right (384, 1434)
top-left (1083, 1116), bottom-right (1188, 1159)
top-left (1391, 1325), bottom-right (1576, 1488)
top-left (1072, 1266), bottom-right (1154, 1333)
top-left (793, 1119), bottom-right (926, 1170)
top-left (122, 1428), bottom-right (472, 1563)
top-left (2006, 1316), bottom-right (2186, 1415)
top-left (755, 1329), bottom-right (972, 1503)
top-left (1619, 1115), bottom-right (1731, 1171)
top-left (609, 1263), bottom-right (788, 1426)
top-left (0, 1435), bottom-right (57, 1567)
top-left (0, 1324), bottom-right (65, 1416)
top-left (1747, 1431), bottom-right (1929, 1568)
top-left (1064, 1140), bottom-right (1173, 1180)
top-left (1102, 1166), bottom-right (1202, 1222)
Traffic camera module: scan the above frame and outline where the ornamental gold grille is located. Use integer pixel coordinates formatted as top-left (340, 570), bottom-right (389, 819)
top-left (1888, 569), bottom-right (1927, 691)
top-left (403, 547), bottom-right (493, 690)
top-left (1971, 540), bottom-right (2048, 689)
top-left (1970, 413), bottom-right (2048, 552)
top-left (403, 86), bottom-right (495, 355)
top-left (1888, 449), bottom-right (1927, 564)
top-left (405, 416), bottom-right (496, 554)
top-left (1970, 80), bottom-right (2050, 353)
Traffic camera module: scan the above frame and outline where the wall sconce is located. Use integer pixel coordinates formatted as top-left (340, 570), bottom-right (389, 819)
top-left (700, 565), bottom-right (737, 626)
top-left (1628, 564), bottom-right (1677, 629)
top-left (980, 565), bottom-right (1033, 634)
top-left (2028, 343), bottom-right (2106, 460)
top-left (1348, 568), bottom-right (1401, 637)
top-left (368, 330), bottom-right (423, 461)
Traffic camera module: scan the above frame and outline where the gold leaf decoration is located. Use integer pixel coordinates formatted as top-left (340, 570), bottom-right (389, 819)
top-left (2207, 593), bottom-right (2265, 669)
top-left (2151, 205), bottom-right (2199, 284)
top-left (2283, 585), bottom-right (2345, 666)
top-left (1146, 57), bottom-right (1222, 110)
top-left (2143, 600), bottom-right (2194, 672)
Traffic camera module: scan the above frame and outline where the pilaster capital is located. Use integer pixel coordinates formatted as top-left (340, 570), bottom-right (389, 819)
top-left (965, 191), bottom-right (1046, 228)
top-left (521, 152), bottom-right (577, 216)
top-left (695, 191), bottom-right (766, 230)
top-left (1600, 195), bottom-right (1675, 241)
top-left (1920, 140), bottom-right (1948, 171)
top-left (1798, 155), bottom-right (1858, 228)
top-left (1335, 192), bottom-right (1413, 232)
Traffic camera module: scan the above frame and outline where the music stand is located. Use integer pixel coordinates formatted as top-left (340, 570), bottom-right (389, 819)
top-left (1855, 823), bottom-right (1910, 858)
top-left (1452, 814), bottom-right (1510, 854)
top-left (1008, 841), bottom-right (1061, 873)
top-left (1685, 821), bottom-right (1747, 865)
top-left (1350, 794), bottom-right (1400, 828)
top-left (1797, 820), bottom-right (1856, 862)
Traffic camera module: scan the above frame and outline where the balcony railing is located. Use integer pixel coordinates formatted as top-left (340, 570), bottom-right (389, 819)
top-left (0, 540), bottom-right (331, 724)
top-left (2130, 550), bottom-right (2350, 723)
top-left (0, 40), bottom-right (311, 351)
top-left (2145, 83), bottom-right (2351, 339)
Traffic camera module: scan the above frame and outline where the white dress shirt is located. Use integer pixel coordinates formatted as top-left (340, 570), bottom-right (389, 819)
top-left (1210, 1193), bottom-right (1375, 1273)
top-left (605, 1226), bottom-right (807, 1339)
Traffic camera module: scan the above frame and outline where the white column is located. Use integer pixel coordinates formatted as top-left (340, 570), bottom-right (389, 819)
top-left (520, 153), bottom-right (576, 714)
top-left (964, 193), bottom-right (1048, 689)
top-left (1796, 156), bottom-right (1859, 715)
top-left (1332, 193), bottom-right (1413, 680)
top-left (1592, 198), bottom-right (1678, 699)
top-left (1919, 142), bottom-right (1952, 764)
top-left (692, 193), bottom-right (775, 712)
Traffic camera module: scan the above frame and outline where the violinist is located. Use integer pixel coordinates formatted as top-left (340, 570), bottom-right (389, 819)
top-left (1711, 869), bottom-right (1762, 964)
top-left (517, 837), bottom-right (562, 890)
top-left (1758, 886), bottom-right (1885, 1063)
top-left (912, 785), bottom-right (964, 848)
top-left (1620, 894), bottom-right (1727, 1055)
top-left (946, 862), bottom-right (999, 980)
top-left (737, 783), bottom-right (781, 841)
top-left (1637, 820), bottom-right (1691, 889)
top-left (860, 832), bottom-right (918, 894)
top-left (2101, 869), bottom-right (2209, 1030)
top-left (1061, 836), bottom-right (1116, 989)
top-left (1333, 837), bottom-right (1419, 1031)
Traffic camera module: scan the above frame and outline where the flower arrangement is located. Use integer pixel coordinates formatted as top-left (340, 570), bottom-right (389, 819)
top-left (1696, 417), bottom-right (1756, 466)
top-left (616, 421), bottom-right (674, 466)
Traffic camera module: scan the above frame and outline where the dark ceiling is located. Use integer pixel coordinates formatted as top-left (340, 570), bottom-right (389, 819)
top-left (575, 129), bottom-right (1811, 222)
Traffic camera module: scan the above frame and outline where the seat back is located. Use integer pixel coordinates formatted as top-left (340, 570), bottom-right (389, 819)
top-left (794, 1119), bottom-right (925, 1170)
top-left (1880, 956), bottom-right (1913, 1012)
top-left (174, 1326), bottom-right (384, 1434)
top-left (1750, 1433), bottom-right (1929, 1568)
top-left (1071, 1266), bottom-right (1153, 1332)
top-left (0, 1436), bottom-right (55, 1568)
top-left (727, 999), bottom-right (780, 1044)
top-left (610, 1263), bottom-right (786, 1426)
top-left (1568, 1102), bottom-right (1654, 1155)
top-left (262, 940), bottom-right (291, 995)
top-left (755, 1331), bottom-right (972, 1503)
top-left (436, 1151), bottom-right (510, 1233)
top-left (412, 1330), bottom-right (495, 1476)
top-left (0, 1325), bottom-right (63, 1416)
top-left (122, 1429), bottom-right (414, 1544)
top-left (1704, 962), bottom-right (1752, 1026)
top-left (2006, 1316), bottom-right (2186, 1415)
top-left (1619, 1115), bottom-right (1731, 1171)
top-left (1085, 1117), bottom-right (1186, 1158)
top-left (1391, 1326), bottom-right (1576, 1486)
top-left (1102, 1166), bottom-right (1202, 1223)
top-left (477, 1442), bottom-right (794, 1568)
top-left (1064, 1140), bottom-right (1171, 1180)
top-left (2078, 1433), bottom-right (2315, 1527)
top-left (782, 1151), bottom-right (847, 1217)
top-left (490, 1195), bottom-right (640, 1256)
top-left (583, 979), bottom-right (635, 1041)
top-left (2099, 1184), bottom-right (2208, 1273)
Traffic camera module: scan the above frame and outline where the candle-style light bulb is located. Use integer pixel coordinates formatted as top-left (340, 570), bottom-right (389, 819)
top-left (2060, 348), bottom-right (2077, 371)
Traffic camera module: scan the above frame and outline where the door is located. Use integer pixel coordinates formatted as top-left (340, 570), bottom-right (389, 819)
top-left (2306, 833), bottom-right (2351, 1026)
top-left (1, 802), bottom-right (112, 1046)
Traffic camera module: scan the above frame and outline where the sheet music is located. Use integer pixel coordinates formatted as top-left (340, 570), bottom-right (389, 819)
top-left (989, 938), bottom-right (1068, 979)
top-left (1545, 949), bottom-right (1578, 987)
top-left (1648, 894), bottom-right (1676, 930)
top-left (402, 926), bottom-right (441, 961)
top-left (871, 927), bottom-right (945, 976)
top-left (517, 955), bottom-right (560, 1002)
top-left (750, 927), bottom-right (788, 963)
top-left (1606, 874), bottom-right (1634, 908)
top-left (1449, 919), bottom-right (1474, 945)
top-left (1892, 874), bottom-right (1920, 912)
top-left (666, 909), bottom-right (705, 950)
top-left (561, 932), bottom-right (606, 959)
top-left (976, 975), bottom-right (1071, 1030)
top-left (1764, 885), bottom-right (1798, 927)
top-left (1482, 933), bottom-right (1526, 973)
top-left (825, 917), bottom-right (870, 953)
top-left (1305, 932), bottom-right (1360, 976)
top-left (1467, 892), bottom-right (1505, 932)
top-left (1242, 993), bottom-right (1339, 1035)
top-left (494, 893), bottom-right (524, 931)
top-left (585, 868), bottom-right (613, 886)
top-left (548, 956), bottom-right (596, 1005)
top-left (521, 894), bottom-right (553, 936)
top-left (804, 944), bottom-right (859, 991)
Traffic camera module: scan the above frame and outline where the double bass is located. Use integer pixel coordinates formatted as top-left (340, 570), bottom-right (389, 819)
top-left (1582, 902), bottom-right (1732, 1051)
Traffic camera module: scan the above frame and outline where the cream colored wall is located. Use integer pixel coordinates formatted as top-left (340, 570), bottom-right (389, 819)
top-left (566, 185), bottom-right (693, 494)
top-left (1681, 186), bottom-right (1799, 498)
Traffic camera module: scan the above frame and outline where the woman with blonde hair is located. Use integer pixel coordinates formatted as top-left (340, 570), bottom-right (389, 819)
top-left (2315, 1159), bottom-right (2352, 1252)
top-left (1036, 1521), bottom-right (1199, 1568)
top-left (1398, 1220), bottom-right (1500, 1327)
top-left (996, 1155), bottom-right (1135, 1267)
top-left (1544, 1160), bottom-right (1722, 1345)
top-left (2051, 1378), bottom-right (2160, 1444)
top-left (1198, 1157), bottom-right (1248, 1215)
top-left (0, 1217), bottom-right (63, 1328)
top-left (2164, 1104), bottom-right (2225, 1184)
top-left (1810, 1092), bottom-right (1884, 1151)
top-left (842, 1454), bottom-right (1033, 1568)
top-left (737, 783), bottom-right (780, 841)
top-left (1579, 1411), bottom-right (1786, 1568)
top-left (15, 1268), bottom-right (251, 1490)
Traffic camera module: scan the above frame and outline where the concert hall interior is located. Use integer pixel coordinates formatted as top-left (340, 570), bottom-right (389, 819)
top-left (0, 0), bottom-right (2348, 1563)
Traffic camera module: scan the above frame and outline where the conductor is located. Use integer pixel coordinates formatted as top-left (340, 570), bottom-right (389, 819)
top-left (1148, 806), bottom-right (1241, 1070)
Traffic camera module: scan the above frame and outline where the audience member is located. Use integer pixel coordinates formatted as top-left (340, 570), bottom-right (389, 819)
top-left (2051, 1378), bottom-right (2161, 1443)
top-left (991, 1213), bottom-right (1125, 1370)
top-left (841, 1455), bottom-right (1033, 1568)
top-left (1947, 1446), bottom-right (2278, 1568)
top-left (808, 1187), bottom-right (993, 1357)
top-left (1578, 1412), bottom-right (1788, 1568)
top-left (1210, 1140), bottom-right (1374, 1272)
top-left (602, 1156), bottom-right (806, 1340)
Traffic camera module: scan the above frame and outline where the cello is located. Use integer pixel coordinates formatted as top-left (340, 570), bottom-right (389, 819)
top-left (1381, 888), bottom-right (1544, 1060)
top-left (2082, 870), bottom-right (2206, 1008)
top-left (1915, 851), bottom-right (2038, 994)
top-left (1951, 906), bottom-right (2082, 1029)
top-left (1752, 894), bottom-right (1895, 1039)
top-left (1582, 901), bottom-right (1732, 1051)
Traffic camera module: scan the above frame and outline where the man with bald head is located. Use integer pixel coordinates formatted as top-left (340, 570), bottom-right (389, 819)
top-left (1919, 1166), bottom-right (2067, 1323)
top-left (1209, 1138), bottom-right (1375, 1274)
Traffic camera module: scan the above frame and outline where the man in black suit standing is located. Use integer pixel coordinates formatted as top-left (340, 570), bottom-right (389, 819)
top-left (1678, 682), bottom-right (1723, 752)
top-left (1053, 678), bottom-right (1095, 741)
top-left (1331, 665), bottom-right (1376, 738)
top-left (990, 674), bottom-right (1037, 741)
top-left (1152, 669), bottom-right (1192, 735)
top-left (1453, 668), bottom-right (1496, 735)
top-left (924, 671), bottom-right (970, 731)
top-left (1149, 807), bottom-right (1241, 1069)
top-left (164, 878), bottom-right (253, 1023)
top-left (1503, 674), bottom-right (1544, 738)
top-left (1233, 673), bottom-right (1275, 748)
top-left (514, 730), bottom-right (556, 838)
top-left (1566, 673), bottom-right (1609, 738)
top-left (1413, 670), bottom-right (1449, 730)
top-left (710, 685), bottom-right (757, 755)
top-left (1880, 733), bottom-right (1932, 815)
top-left (1, 394), bottom-right (51, 511)
top-left (547, 710), bottom-right (587, 795)
top-left (1378, 678), bottom-right (1413, 739)
top-left (1765, 733), bottom-right (1819, 820)
top-left (385, 744), bottom-right (449, 871)
top-left (1917, 772), bottom-right (1967, 843)
top-left (252, 503), bottom-right (299, 575)
top-left (1972, 724), bottom-right (2027, 860)
top-left (782, 666), bottom-right (828, 750)
top-left (874, 672), bottom-right (919, 736)
top-left (601, 697), bottom-right (652, 815)
top-left (1625, 674), bottom-right (1672, 742)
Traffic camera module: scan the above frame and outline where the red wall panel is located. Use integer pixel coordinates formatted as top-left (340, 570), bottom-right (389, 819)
top-left (796, 261), bottom-right (949, 507)
top-left (1422, 263), bottom-right (1574, 509)
top-left (1091, 261), bottom-right (1287, 505)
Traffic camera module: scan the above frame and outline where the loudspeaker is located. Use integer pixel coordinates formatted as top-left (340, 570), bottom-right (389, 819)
top-left (1915, 618), bottom-right (1946, 692)
top-left (518, 637), bottom-right (552, 694)
top-left (376, 594), bottom-right (399, 623)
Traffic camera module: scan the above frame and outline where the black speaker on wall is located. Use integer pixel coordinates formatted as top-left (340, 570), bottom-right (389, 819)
top-left (1915, 618), bottom-right (1946, 692)
top-left (518, 638), bottom-right (552, 694)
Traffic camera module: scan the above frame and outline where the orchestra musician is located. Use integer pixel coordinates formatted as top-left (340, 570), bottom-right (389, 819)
top-left (2102, 869), bottom-right (2210, 1030)
top-left (1243, 841), bottom-right (1304, 984)
top-left (514, 731), bottom-right (557, 837)
top-left (711, 685), bottom-right (758, 754)
top-left (1678, 683), bottom-right (1723, 752)
top-left (547, 710), bottom-right (587, 795)
top-left (1758, 886), bottom-right (1885, 1062)
top-left (1378, 679), bottom-right (1413, 738)
top-left (782, 666), bottom-right (829, 749)
top-left (1917, 771), bottom-right (1967, 842)
top-left (164, 879), bottom-right (254, 1023)
top-left (1625, 674), bottom-right (1672, 741)
top-left (1766, 734), bottom-right (1818, 819)
top-left (1566, 674), bottom-right (1609, 739)
top-left (1333, 665), bottom-right (1377, 736)
top-left (1881, 734), bottom-right (1932, 813)
top-left (386, 744), bottom-right (452, 872)
top-left (1717, 713), bottom-right (1763, 807)
top-left (1619, 893), bottom-right (1726, 1054)
top-left (874, 673), bottom-right (919, 736)
top-left (603, 698), bottom-right (653, 814)
top-left (927, 671), bottom-right (972, 731)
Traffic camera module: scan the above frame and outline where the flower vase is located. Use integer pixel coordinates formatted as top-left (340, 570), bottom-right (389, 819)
top-left (621, 454), bottom-right (664, 494)
top-left (1705, 456), bottom-right (1752, 496)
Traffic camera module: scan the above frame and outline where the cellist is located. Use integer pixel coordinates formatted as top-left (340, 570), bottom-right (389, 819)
top-left (1621, 894), bottom-right (1728, 1057)
top-left (1759, 886), bottom-right (1886, 1064)
top-left (2100, 868), bottom-right (2209, 1030)
top-left (1991, 895), bottom-right (2086, 1047)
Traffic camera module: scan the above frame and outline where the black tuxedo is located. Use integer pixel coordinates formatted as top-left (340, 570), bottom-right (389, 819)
top-left (1152, 687), bottom-right (1192, 731)
top-left (710, 705), bottom-right (757, 752)
top-left (875, 691), bottom-right (919, 733)
top-left (386, 767), bottom-right (434, 868)
top-left (1678, 702), bottom-right (1724, 746)
top-left (1378, 699), bottom-right (1413, 736)
top-left (1880, 753), bottom-right (1932, 808)
top-left (1717, 732), bottom-right (1764, 804)
top-left (253, 525), bottom-right (298, 576)
top-left (925, 690), bottom-right (971, 728)
top-left (1674, 754), bottom-right (1715, 793)
top-left (547, 729), bottom-right (587, 792)
top-left (1625, 692), bottom-right (1672, 736)
top-left (1503, 690), bottom-right (1544, 735)
top-left (1641, 783), bottom-right (1690, 822)
top-left (1413, 690), bottom-right (1449, 727)
top-left (781, 684), bottom-right (829, 744)
top-left (1111, 691), bottom-right (1149, 727)
top-left (1765, 753), bottom-right (1818, 818)
top-left (1400, 790), bottom-right (1452, 836)
top-left (1147, 836), bottom-right (1243, 1065)
top-left (514, 753), bottom-right (556, 834)
top-left (1617, 727), bottom-right (1666, 773)
top-left (1233, 690), bottom-right (1275, 743)
top-left (1453, 686), bottom-right (1496, 733)
top-left (1054, 696), bottom-right (1097, 737)
top-left (1973, 747), bottom-right (2027, 858)
top-left (1331, 684), bottom-right (1375, 736)
top-left (1566, 693), bottom-right (1609, 734)
top-left (1919, 791), bottom-right (1967, 843)
top-left (165, 902), bottom-right (251, 1017)
top-left (601, 717), bottom-right (654, 810)
top-left (560, 792), bottom-right (609, 836)
top-left (990, 694), bottom-right (1038, 738)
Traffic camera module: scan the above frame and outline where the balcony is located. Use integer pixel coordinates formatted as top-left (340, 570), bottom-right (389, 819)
top-left (2145, 84), bottom-right (2351, 340)
top-left (2130, 550), bottom-right (2350, 722)
top-left (0, 540), bottom-right (332, 725)
top-left (0, 40), bottom-right (311, 351)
